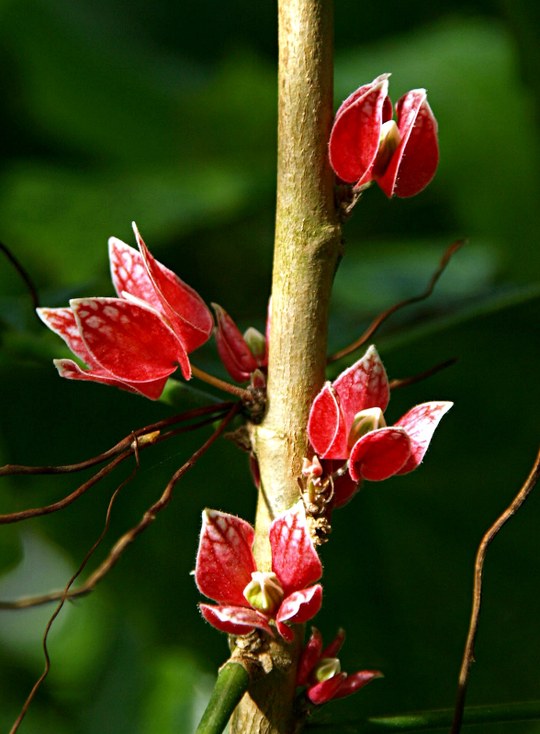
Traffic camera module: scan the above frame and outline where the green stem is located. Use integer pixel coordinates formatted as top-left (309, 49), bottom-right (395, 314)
top-left (195, 662), bottom-right (250, 734)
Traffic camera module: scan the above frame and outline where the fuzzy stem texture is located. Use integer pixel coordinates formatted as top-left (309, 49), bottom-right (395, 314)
top-left (231, 0), bottom-right (342, 732)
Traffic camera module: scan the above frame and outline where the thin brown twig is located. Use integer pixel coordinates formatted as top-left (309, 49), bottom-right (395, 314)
top-left (388, 357), bottom-right (458, 391)
top-left (0, 412), bottom-right (230, 525)
top-left (0, 239), bottom-right (41, 318)
top-left (450, 446), bottom-right (540, 734)
top-left (0, 402), bottom-right (232, 477)
top-left (328, 239), bottom-right (465, 364)
top-left (191, 364), bottom-right (253, 401)
top-left (0, 404), bottom-right (240, 610)
top-left (8, 438), bottom-right (142, 734)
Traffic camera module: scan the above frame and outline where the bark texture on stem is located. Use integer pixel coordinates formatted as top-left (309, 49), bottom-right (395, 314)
top-left (232, 1), bottom-right (342, 732)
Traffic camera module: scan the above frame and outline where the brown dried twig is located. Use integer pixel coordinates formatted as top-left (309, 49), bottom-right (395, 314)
top-left (0, 403), bottom-right (240, 611)
top-left (388, 357), bottom-right (458, 391)
top-left (450, 447), bottom-right (540, 734)
top-left (0, 239), bottom-right (41, 318)
top-left (328, 239), bottom-right (465, 364)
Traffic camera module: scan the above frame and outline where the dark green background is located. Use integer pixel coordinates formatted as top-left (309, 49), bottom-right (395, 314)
top-left (0, 0), bottom-right (539, 732)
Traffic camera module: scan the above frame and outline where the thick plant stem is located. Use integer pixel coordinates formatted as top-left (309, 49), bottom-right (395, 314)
top-left (231, 1), bottom-right (342, 732)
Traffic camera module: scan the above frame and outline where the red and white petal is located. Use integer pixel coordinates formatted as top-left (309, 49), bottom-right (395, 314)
top-left (308, 383), bottom-right (348, 459)
top-left (71, 297), bottom-right (190, 382)
top-left (37, 307), bottom-right (95, 365)
top-left (108, 237), bottom-right (163, 312)
top-left (329, 75), bottom-right (391, 185)
top-left (276, 584), bottom-right (323, 640)
top-left (333, 345), bottom-right (390, 428)
top-left (195, 509), bottom-right (256, 606)
top-left (394, 401), bottom-right (453, 474)
top-left (132, 223), bottom-right (213, 352)
top-left (199, 604), bottom-right (273, 637)
top-left (297, 627), bottom-right (324, 685)
top-left (349, 428), bottom-right (411, 482)
top-left (53, 359), bottom-right (169, 399)
top-left (376, 90), bottom-right (439, 198)
top-left (270, 502), bottom-right (322, 594)
top-left (306, 674), bottom-right (347, 705)
top-left (330, 670), bottom-right (383, 701)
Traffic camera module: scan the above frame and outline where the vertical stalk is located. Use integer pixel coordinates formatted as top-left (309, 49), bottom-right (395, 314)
top-left (232, 1), bottom-right (342, 732)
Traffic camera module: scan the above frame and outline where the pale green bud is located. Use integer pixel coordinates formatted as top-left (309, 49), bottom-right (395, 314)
top-left (314, 657), bottom-right (341, 682)
top-left (243, 571), bottom-right (284, 614)
top-left (349, 407), bottom-right (386, 445)
top-left (243, 327), bottom-right (266, 361)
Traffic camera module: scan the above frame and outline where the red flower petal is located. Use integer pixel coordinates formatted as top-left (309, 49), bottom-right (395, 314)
top-left (349, 428), bottom-right (411, 482)
top-left (37, 307), bottom-right (96, 366)
top-left (307, 674), bottom-right (347, 705)
top-left (333, 345), bottom-right (390, 429)
top-left (53, 359), bottom-right (169, 399)
top-left (376, 89), bottom-right (439, 198)
top-left (212, 303), bottom-right (258, 382)
top-left (330, 670), bottom-right (383, 700)
top-left (308, 383), bottom-right (348, 459)
top-left (71, 297), bottom-right (189, 382)
top-left (195, 509), bottom-right (256, 606)
top-left (199, 604), bottom-right (272, 637)
top-left (270, 502), bottom-right (322, 594)
top-left (132, 223), bottom-right (213, 352)
top-left (297, 627), bottom-right (324, 685)
top-left (394, 401), bottom-right (452, 474)
top-left (329, 75), bottom-right (390, 185)
top-left (276, 585), bottom-right (323, 640)
top-left (109, 237), bottom-right (163, 313)
top-left (321, 628), bottom-right (346, 659)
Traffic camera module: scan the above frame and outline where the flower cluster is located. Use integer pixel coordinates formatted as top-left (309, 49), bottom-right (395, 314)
top-left (306, 345), bottom-right (452, 507)
top-left (195, 501), bottom-right (322, 641)
top-left (297, 627), bottom-right (382, 705)
top-left (37, 223), bottom-right (213, 399)
top-left (329, 73), bottom-right (439, 198)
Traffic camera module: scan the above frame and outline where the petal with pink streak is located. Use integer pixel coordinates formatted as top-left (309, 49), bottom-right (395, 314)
top-left (199, 604), bottom-right (272, 637)
top-left (53, 359), bottom-right (168, 399)
top-left (394, 401), bottom-right (452, 474)
top-left (333, 345), bottom-right (390, 428)
top-left (376, 90), bottom-right (439, 198)
top-left (195, 509), bottom-right (256, 606)
top-left (349, 428), bottom-right (411, 482)
top-left (270, 502), bottom-right (322, 594)
top-left (308, 383), bottom-right (348, 459)
top-left (329, 75), bottom-right (390, 185)
top-left (71, 297), bottom-right (189, 382)
top-left (132, 223), bottom-right (213, 352)
top-left (276, 584), bottom-right (323, 640)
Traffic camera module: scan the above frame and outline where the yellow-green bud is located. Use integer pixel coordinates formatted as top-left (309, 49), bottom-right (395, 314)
top-left (243, 571), bottom-right (284, 614)
top-left (349, 407), bottom-right (386, 445)
top-left (375, 120), bottom-right (401, 174)
top-left (243, 327), bottom-right (266, 360)
top-left (314, 657), bottom-right (341, 682)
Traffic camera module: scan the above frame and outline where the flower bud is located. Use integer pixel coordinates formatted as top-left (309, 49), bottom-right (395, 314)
top-left (349, 407), bottom-right (386, 445)
top-left (243, 327), bottom-right (266, 363)
top-left (243, 571), bottom-right (284, 614)
top-left (372, 120), bottom-right (401, 178)
top-left (314, 657), bottom-right (341, 682)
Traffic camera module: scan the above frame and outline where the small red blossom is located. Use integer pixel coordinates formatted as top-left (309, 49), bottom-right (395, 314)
top-left (307, 345), bottom-right (452, 503)
top-left (212, 303), bottom-right (267, 383)
top-left (195, 501), bottom-right (322, 641)
top-left (297, 627), bottom-right (382, 705)
top-left (37, 223), bottom-right (213, 399)
top-left (329, 73), bottom-right (439, 198)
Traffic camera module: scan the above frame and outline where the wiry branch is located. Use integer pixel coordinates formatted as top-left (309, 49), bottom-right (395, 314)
top-left (389, 357), bottom-right (458, 391)
top-left (0, 403), bottom-right (240, 611)
top-left (451, 446), bottom-right (540, 734)
top-left (328, 239), bottom-right (465, 364)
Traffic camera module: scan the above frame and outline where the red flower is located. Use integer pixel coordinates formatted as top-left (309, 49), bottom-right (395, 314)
top-left (329, 73), bottom-right (439, 198)
top-left (307, 346), bottom-right (452, 503)
top-left (37, 223), bottom-right (213, 399)
top-left (195, 502), bottom-right (322, 641)
top-left (297, 627), bottom-right (382, 705)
